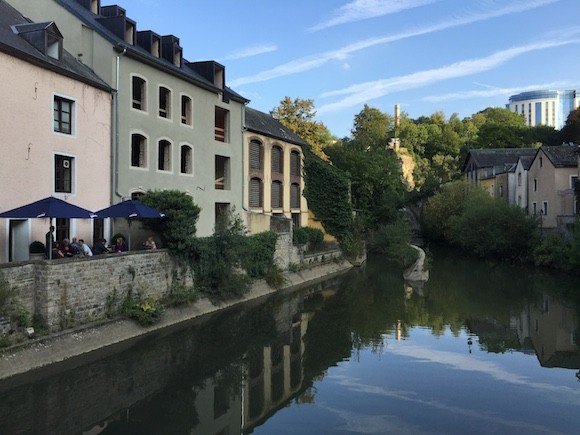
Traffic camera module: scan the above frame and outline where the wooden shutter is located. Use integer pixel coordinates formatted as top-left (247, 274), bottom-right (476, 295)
top-left (271, 181), bottom-right (282, 208)
top-left (250, 141), bottom-right (262, 170)
top-left (291, 183), bottom-right (300, 208)
top-left (250, 178), bottom-right (262, 207)
top-left (271, 146), bottom-right (282, 173)
top-left (291, 151), bottom-right (300, 176)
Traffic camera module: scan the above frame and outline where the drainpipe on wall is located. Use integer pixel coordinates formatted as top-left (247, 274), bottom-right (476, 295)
top-left (112, 46), bottom-right (127, 203)
top-left (241, 104), bottom-right (249, 213)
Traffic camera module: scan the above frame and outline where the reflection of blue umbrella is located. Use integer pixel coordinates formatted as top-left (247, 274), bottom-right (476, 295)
top-left (0, 196), bottom-right (97, 259)
top-left (96, 200), bottom-right (165, 249)
top-left (0, 196), bottom-right (97, 219)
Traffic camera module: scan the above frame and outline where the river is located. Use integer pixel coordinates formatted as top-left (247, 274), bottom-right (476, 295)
top-left (0, 250), bottom-right (579, 434)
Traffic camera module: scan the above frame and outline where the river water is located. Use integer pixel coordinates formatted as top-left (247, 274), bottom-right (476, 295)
top-left (0, 250), bottom-right (579, 434)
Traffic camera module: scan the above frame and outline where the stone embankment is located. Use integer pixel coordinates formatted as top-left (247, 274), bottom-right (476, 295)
top-left (0, 259), bottom-right (352, 381)
top-left (403, 245), bottom-right (429, 282)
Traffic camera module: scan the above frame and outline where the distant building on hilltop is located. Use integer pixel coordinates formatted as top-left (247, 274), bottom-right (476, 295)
top-left (507, 90), bottom-right (580, 129)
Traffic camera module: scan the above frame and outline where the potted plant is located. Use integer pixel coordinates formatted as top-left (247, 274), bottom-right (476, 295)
top-left (29, 241), bottom-right (45, 261)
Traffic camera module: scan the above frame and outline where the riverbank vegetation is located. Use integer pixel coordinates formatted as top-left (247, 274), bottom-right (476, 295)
top-left (423, 181), bottom-right (580, 273)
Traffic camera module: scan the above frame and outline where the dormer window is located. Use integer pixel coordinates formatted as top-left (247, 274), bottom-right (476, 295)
top-left (15, 22), bottom-right (63, 60)
top-left (90, 0), bottom-right (99, 14)
top-left (214, 65), bottom-right (224, 90)
top-left (152, 36), bottom-right (160, 58)
top-left (174, 48), bottom-right (182, 68)
top-left (124, 21), bottom-right (135, 45)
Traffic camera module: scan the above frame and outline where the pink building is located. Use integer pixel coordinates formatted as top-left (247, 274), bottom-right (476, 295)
top-left (0, 2), bottom-right (111, 263)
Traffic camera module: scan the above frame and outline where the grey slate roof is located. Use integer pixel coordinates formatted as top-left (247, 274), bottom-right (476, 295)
top-left (541, 144), bottom-right (579, 167)
top-left (0, 0), bottom-right (110, 91)
top-left (55, 0), bottom-right (248, 103)
top-left (245, 107), bottom-right (309, 147)
top-left (518, 155), bottom-right (535, 171)
top-left (462, 148), bottom-right (538, 172)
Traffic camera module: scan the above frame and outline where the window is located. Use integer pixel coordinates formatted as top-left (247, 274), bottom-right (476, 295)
top-left (181, 95), bottom-right (192, 125)
top-left (534, 179), bottom-right (537, 192)
top-left (131, 134), bottom-right (147, 168)
top-left (215, 203), bottom-right (230, 227)
top-left (215, 107), bottom-right (229, 142)
top-left (158, 140), bottom-right (172, 171)
top-left (124, 21), bottom-right (135, 44)
top-left (249, 178), bottom-right (263, 208)
top-left (132, 76), bottom-right (146, 110)
top-left (53, 96), bottom-right (73, 134)
top-left (539, 156), bottom-right (543, 168)
top-left (517, 195), bottom-right (522, 206)
top-left (131, 191), bottom-right (144, 200)
top-left (542, 201), bottom-right (548, 215)
top-left (517, 172), bottom-right (522, 186)
top-left (159, 86), bottom-right (171, 119)
top-left (249, 140), bottom-right (263, 171)
top-left (180, 145), bottom-right (192, 174)
top-left (271, 146), bottom-right (283, 174)
top-left (291, 213), bottom-right (301, 228)
top-left (271, 181), bottom-right (283, 208)
top-left (215, 155), bottom-right (230, 190)
top-left (55, 218), bottom-right (70, 244)
top-left (291, 183), bottom-right (300, 208)
top-left (290, 150), bottom-right (300, 177)
top-left (532, 202), bottom-right (537, 214)
top-left (499, 185), bottom-right (503, 197)
top-left (55, 154), bottom-right (73, 193)
top-left (571, 175), bottom-right (578, 189)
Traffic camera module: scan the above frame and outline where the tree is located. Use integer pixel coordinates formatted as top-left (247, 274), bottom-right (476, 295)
top-left (560, 107), bottom-right (580, 144)
top-left (351, 104), bottom-right (392, 149)
top-left (270, 97), bottom-right (334, 158)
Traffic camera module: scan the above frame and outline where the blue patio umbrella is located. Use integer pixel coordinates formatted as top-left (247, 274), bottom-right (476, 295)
top-left (95, 200), bottom-right (165, 249)
top-left (0, 196), bottom-right (97, 259)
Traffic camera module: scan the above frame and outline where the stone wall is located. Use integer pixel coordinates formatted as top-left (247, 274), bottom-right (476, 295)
top-left (0, 251), bottom-right (192, 331)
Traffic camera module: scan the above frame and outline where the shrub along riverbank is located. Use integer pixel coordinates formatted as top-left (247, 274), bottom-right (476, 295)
top-left (422, 181), bottom-right (580, 274)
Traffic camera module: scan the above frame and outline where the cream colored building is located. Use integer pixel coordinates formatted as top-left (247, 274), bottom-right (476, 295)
top-left (0, 3), bottom-right (111, 263)
top-left (508, 90), bottom-right (580, 129)
top-left (527, 145), bottom-right (579, 230)
top-left (243, 107), bottom-right (308, 233)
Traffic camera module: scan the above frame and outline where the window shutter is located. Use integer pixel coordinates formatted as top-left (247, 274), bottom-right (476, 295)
top-left (291, 183), bottom-right (300, 208)
top-left (290, 151), bottom-right (300, 176)
top-left (250, 142), bottom-right (262, 170)
top-left (250, 178), bottom-right (262, 207)
top-left (272, 181), bottom-right (282, 208)
top-left (271, 147), bottom-right (282, 173)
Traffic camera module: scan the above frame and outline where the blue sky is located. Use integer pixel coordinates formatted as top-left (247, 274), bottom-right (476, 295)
top-left (122, 0), bottom-right (580, 137)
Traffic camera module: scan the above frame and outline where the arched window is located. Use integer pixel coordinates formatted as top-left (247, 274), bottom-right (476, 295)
top-left (158, 139), bottom-right (172, 171)
top-left (158, 86), bottom-right (171, 118)
top-left (271, 181), bottom-right (283, 209)
top-left (132, 76), bottom-right (146, 111)
top-left (249, 178), bottom-right (263, 208)
top-left (271, 146), bottom-right (283, 174)
top-left (131, 134), bottom-right (147, 167)
top-left (290, 183), bottom-right (300, 209)
top-left (131, 191), bottom-right (144, 200)
top-left (181, 95), bottom-right (192, 125)
top-left (290, 150), bottom-right (300, 177)
top-left (250, 140), bottom-right (263, 171)
top-left (180, 145), bottom-right (192, 174)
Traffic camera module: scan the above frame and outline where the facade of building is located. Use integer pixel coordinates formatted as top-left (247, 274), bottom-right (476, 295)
top-left (507, 90), bottom-right (580, 129)
top-left (0, 1), bottom-right (111, 263)
top-left (243, 107), bottom-right (309, 232)
top-left (527, 145), bottom-right (579, 230)
top-left (8, 0), bottom-right (248, 236)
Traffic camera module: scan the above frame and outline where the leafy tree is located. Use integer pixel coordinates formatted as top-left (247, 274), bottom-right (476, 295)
top-left (560, 107), bottom-right (580, 144)
top-left (140, 190), bottom-right (200, 252)
top-left (270, 97), bottom-right (334, 158)
top-left (351, 104), bottom-right (392, 149)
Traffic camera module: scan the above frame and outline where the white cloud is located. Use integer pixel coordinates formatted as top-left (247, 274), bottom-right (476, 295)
top-left (317, 34), bottom-right (580, 113)
top-left (423, 81), bottom-right (577, 102)
top-left (230, 0), bottom-right (560, 87)
top-left (219, 44), bottom-right (278, 61)
top-left (308, 0), bottom-right (439, 32)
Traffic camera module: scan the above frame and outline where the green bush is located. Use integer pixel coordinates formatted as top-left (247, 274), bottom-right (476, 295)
top-left (367, 218), bottom-right (419, 268)
top-left (293, 227), bottom-right (324, 250)
top-left (124, 298), bottom-right (165, 326)
top-left (293, 227), bottom-right (309, 245)
top-left (165, 284), bottom-right (199, 306)
top-left (423, 180), bottom-right (472, 242)
top-left (241, 232), bottom-right (278, 278)
top-left (140, 190), bottom-right (201, 253)
top-left (532, 233), bottom-right (570, 269)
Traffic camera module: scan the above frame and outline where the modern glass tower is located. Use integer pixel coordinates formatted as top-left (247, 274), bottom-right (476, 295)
top-left (507, 90), bottom-right (579, 129)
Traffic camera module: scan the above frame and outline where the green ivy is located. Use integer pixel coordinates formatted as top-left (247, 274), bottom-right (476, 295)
top-left (303, 149), bottom-right (354, 243)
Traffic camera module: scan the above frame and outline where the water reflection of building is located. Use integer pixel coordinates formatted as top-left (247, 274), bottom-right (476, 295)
top-left (242, 311), bottom-right (314, 431)
top-left (514, 293), bottom-right (580, 369)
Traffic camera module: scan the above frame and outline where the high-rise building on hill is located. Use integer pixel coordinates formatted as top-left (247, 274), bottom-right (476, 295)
top-left (507, 90), bottom-right (580, 129)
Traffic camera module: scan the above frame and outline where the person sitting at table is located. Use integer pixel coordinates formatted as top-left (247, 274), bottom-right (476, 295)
top-left (78, 239), bottom-right (93, 257)
top-left (52, 241), bottom-right (65, 259)
top-left (61, 239), bottom-right (75, 257)
top-left (92, 238), bottom-right (110, 255)
top-left (143, 236), bottom-right (157, 250)
top-left (114, 237), bottom-right (127, 253)
top-left (70, 237), bottom-right (82, 256)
